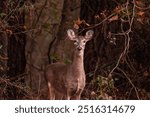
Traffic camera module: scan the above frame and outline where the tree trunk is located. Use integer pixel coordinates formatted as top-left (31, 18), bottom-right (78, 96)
top-left (25, 0), bottom-right (64, 99)
top-left (50, 0), bottom-right (81, 62)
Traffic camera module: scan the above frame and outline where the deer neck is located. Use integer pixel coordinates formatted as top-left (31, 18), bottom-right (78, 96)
top-left (71, 50), bottom-right (85, 75)
top-left (71, 50), bottom-right (86, 92)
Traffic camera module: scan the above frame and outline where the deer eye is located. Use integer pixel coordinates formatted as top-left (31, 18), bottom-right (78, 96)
top-left (73, 40), bottom-right (77, 43)
top-left (83, 40), bottom-right (86, 43)
top-left (73, 40), bottom-right (78, 45)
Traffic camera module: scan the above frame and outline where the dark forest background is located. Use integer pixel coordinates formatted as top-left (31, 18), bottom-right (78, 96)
top-left (0, 0), bottom-right (150, 99)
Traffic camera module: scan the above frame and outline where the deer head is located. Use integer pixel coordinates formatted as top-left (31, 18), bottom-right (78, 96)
top-left (67, 29), bottom-right (94, 56)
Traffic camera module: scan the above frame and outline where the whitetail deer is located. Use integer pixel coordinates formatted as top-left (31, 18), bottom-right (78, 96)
top-left (45, 29), bottom-right (94, 100)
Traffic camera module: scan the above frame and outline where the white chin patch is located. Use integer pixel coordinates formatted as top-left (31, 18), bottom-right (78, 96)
top-left (78, 51), bottom-right (83, 56)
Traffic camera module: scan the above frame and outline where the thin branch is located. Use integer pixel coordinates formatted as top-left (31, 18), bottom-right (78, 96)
top-left (108, 0), bottom-right (136, 77)
top-left (117, 67), bottom-right (140, 99)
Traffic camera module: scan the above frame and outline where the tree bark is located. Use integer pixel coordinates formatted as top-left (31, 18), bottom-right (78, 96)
top-left (25, 0), bottom-right (64, 99)
top-left (50, 0), bottom-right (81, 62)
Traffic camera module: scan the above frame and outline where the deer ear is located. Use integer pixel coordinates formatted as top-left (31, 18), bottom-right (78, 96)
top-left (85, 30), bottom-right (94, 40)
top-left (67, 29), bottom-right (76, 40)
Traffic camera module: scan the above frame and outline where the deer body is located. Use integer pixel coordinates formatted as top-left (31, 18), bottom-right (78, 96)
top-left (45, 29), bottom-right (94, 100)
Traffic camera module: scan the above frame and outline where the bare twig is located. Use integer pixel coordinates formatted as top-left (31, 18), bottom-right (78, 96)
top-left (108, 0), bottom-right (136, 77)
top-left (117, 67), bottom-right (140, 99)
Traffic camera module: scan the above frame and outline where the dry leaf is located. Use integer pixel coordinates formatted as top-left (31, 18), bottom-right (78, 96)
top-left (143, 71), bottom-right (150, 77)
top-left (114, 5), bottom-right (123, 13)
top-left (95, 15), bottom-right (100, 19)
top-left (108, 15), bottom-right (118, 22)
top-left (137, 11), bottom-right (145, 16)
top-left (74, 18), bottom-right (91, 29)
top-left (23, 25), bottom-right (27, 29)
top-left (74, 18), bottom-right (82, 25)
top-left (6, 29), bottom-right (12, 35)
top-left (135, 0), bottom-right (145, 7)
top-left (137, 18), bottom-right (144, 24)
top-left (74, 18), bottom-right (83, 29)
top-left (74, 23), bottom-right (79, 29)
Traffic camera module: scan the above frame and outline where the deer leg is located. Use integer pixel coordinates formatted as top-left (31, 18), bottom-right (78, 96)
top-left (48, 82), bottom-right (55, 100)
top-left (63, 91), bottom-right (71, 100)
top-left (71, 94), bottom-right (81, 100)
top-left (66, 96), bottom-right (71, 100)
top-left (71, 89), bottom-right (83, 100)
top-left (55, 91), bottom-right (64, 100)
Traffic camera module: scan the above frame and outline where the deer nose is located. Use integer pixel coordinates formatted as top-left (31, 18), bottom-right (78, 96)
top-left (77, 47), bottom-right (82, 51)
